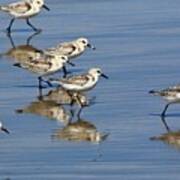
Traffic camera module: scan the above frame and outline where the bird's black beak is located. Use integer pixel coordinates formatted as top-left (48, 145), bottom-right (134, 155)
top-left (87, 43), bottom-right (96, 50)
top-left (1, 127), bottom-right (10, 134)
top-left (101, 133), bottom-right (109, 141)
top-left (101, 73), bottom-right (108, 79)
top-left (67, 61), bottom-right (75, 67)
top-left (43, 4), bottom-right (50, 11)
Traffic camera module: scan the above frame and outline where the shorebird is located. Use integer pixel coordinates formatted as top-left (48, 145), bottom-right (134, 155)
top-left (14, 54), bottom-right (70, 89)
top-left (49, 68), bottom-right (108, 92)
top-left (0, 0), bottom-right (50, 34)
top-left (45, 37), bottom-right (96, 59)
top-left (49, 68), bottom-right (108, 117)
top-left (149, 85), bottom-right (180, 116)
top-left (45, 37), bottom-right (96, 74)
top-left (0, 121), bottom-right (9, 134)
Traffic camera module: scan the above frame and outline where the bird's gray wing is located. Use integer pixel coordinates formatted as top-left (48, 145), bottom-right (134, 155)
top-left (61, 75), bottom-right (89, 86)
top-left (48, 43), bottom-right (76, 56)
top-left (8, 1), bottom-right (31, 13)
top-left (18, 58), bottom-right (52, 74)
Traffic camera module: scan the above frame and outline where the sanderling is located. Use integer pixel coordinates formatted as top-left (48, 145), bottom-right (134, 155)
top-left (14, 54), bottom-right (70, 89)
top-left (49, 68), bottom-right (108, 92)
top-left (0, 121), bottom-right (9, 134)
top-left (49, 68), bottom-right (108, 117)
top-left (0, 0), bottom-right (50, 34)
top-left (45, 37), bottom-right (96, 74)
top-left (149, 85), bottom-right (180, 116)
top-left (46, 37), bottom-right (96, 59)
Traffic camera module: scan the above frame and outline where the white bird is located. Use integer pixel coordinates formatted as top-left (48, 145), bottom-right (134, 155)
top-left (50, 68), bottom-right (108, 117)
top-left (45, 37), bottom-right (96, 74)
top-left (0, 0), bottom-right (50, 34)
top-left (50, 68), bottom-right (108, 92)
top-left (14, 54), bottom-right (70, 89)
top-left (46, 37), bottom-right (96, 59)
top-left (0, 121), bottom-right (9, 134)
top-left (149, 85), bottom-right (180, 116)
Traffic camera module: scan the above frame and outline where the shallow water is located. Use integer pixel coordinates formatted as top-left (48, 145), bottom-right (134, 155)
top-left (1, 0), bottom-right (180, 179)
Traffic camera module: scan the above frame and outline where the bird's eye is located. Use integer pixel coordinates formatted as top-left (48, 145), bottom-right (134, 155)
top-left (37, 1), bottom-right (41, 4)
top-left (82, 40), bottom-right (86, 44)
top-left (97, 70), bottom-right (101, 74)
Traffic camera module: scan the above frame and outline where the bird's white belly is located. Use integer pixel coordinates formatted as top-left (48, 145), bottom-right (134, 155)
top-left (164, 93), bottom-right (180, 102)
top-left (10, 9), bottom-right (39, 19)
top-left (62, 81), bottom-right (96, 92)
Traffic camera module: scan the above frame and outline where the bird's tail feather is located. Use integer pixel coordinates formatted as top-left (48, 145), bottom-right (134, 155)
top-left (0, 6), bottom-right (9, 12)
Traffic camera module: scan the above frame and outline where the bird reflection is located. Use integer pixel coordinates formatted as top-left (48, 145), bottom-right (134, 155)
top-left (41, 87), bottom-right (96, 119)
top-left (52, 118), bottom-right (109, 143)
top-left (42, 87), bottom-right (93, 106)
top-left (150, 116), bottom-right (180, 149)
top-left (15, 88), bottom-right (93, 125)
top-left (16, 97), bottom-right (71, 126)
top-left (1, 31), bottom-right (43, 63)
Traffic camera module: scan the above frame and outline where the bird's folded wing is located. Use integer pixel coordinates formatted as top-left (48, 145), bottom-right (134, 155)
top-left (20, 60), bottom-right (52, 73)
top-left (55, 43), bottom-right (76, 56)
top-left (170, 85), bottom-right (180, 91)
top-left (61, 75), bottom-right (89, 86)
top-left (159, 85), bottom-right (180, 97)
top-left (8, 2), bottom-right (31, 14)
top-left (161, 85), bottom-right (180, 94)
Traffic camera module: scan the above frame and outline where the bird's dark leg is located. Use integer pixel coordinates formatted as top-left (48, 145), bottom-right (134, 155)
top-left (160, 116), bottom-right (171, 132)
top-left (38, 87), bottom-right (43, 100)
top-left (38, 77), bottom-right (43, 89)
top-left (26, 18), bottom-right (39, 31)
top-left (39, 77), bottom-right (52, 88)
top-left (45, 80), bottom-right (53, 87)
top-left (76, 94), bottom-right (86, 119)
top-left (77, 107), bottom-right (83, 120)
top-left (6, 31), bottom-right (16, 48)
top-left (26, 30), bottom-right (42, 45)
top-left (65, 91), bottom-right (75, 106)
top-left (161, 103), bottom-right (171, 117)
top-left (63, 66), bottom-right (68, 78)
top-left (6, 18), bottom-right (15, 34)
top-left (43, 79), bottom-right (53, 87)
